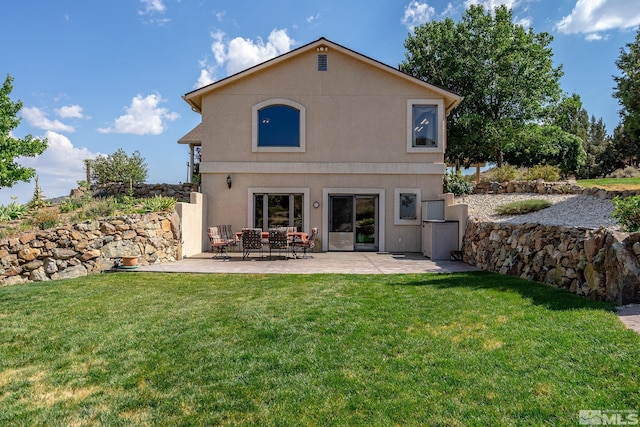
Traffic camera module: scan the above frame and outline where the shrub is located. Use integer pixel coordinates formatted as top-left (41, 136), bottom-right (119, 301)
top-left (611, 196), bottom-right (640, 232)
top-left (0, 202), bottom-right (28, 221)
top-left (59, 194), bottom-right (92, 213)
top-left (33, 210), bottom-right (59, 230)
top-left (139, 195), bottom-right (176, 213)
top-left (444, 171), bottom-right (474, 196)
top-left (522, 165), bottom-right (560, 182)
top-left (495, 199), bottom-right (552, 215)
top-left (485, 165), bottom-right (519, 183)
top-left (84, 199), bottom-right (119, 219)
top-left (607, 166), bottom-right (640, 179)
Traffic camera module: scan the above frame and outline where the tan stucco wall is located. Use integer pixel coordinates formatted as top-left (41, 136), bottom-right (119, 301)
top-left (194, 45), bottom-right (460, 253)
top-left (175, 192), bottom-right (207, 257)
top-left (198, 48), bottom-right (446, 164)
top-left (202, 172), bottom-right (445, 253)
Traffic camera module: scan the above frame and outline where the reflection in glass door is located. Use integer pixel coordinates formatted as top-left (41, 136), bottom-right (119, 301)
top-left (355, 196), bottom-right (377, 250)
top-left (328, 195), bottom-right (378, 251)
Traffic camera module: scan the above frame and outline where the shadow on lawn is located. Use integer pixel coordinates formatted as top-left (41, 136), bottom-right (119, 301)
top-left (393, 270), bottom-right (616, 313)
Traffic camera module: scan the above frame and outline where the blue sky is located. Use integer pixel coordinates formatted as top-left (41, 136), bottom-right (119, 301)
top-left (1, 0), bottom-right (639, 205)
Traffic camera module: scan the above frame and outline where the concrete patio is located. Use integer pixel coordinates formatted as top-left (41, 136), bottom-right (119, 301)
top-left (135, 251), bottom-right (479, 275)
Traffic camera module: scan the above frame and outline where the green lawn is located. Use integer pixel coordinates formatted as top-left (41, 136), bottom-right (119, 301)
top-left (1, 272), bottom-right (639, 426)
top-left (577, 177), bottom-right (640, 190)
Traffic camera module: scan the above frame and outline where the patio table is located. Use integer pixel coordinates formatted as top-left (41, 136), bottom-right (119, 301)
top-left (235, 231), bottom-right (308, 254)
top-left (235, 231), bottom-right (307, 241)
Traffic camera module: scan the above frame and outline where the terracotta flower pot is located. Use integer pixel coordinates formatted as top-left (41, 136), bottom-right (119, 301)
top-left (121, 256), bottom-right (138, 267)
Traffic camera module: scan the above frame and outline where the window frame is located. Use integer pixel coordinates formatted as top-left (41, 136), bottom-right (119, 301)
top-left (406, 98), bottom-right (444, 153)
top-left (248, 187), bottom-right (310, 232)
top-left (394, 188), bottom-right (421, 225)
top-left (252, 99), bottom-right (306, 153)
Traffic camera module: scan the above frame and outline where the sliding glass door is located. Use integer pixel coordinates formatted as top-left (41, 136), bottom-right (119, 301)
top-left (329, 195), bottom-right (378, 251)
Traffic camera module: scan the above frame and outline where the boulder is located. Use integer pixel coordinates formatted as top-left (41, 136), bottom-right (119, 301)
top-left (51, 265), bottom-right (87, 281)
top-left (604, 232), bottom-right (640, 305)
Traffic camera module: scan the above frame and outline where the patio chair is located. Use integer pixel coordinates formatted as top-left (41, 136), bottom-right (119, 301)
top-left (242, 228), bottom-right (263, 259)
top-left (219, 224), bottom-right (239, 252)
top-left (208, 226), bottom-right (229, 259)
top-left (268, 228), bottom-right (289, 260)
top-left (291, 227), bottom-right (318, 259)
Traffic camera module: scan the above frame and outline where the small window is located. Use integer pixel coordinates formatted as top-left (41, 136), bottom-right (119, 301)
top-left (407, 99), bottom-right (444, 153)
top-left (395, 188), bottom-right (421, 225)
top-left (317, 54), bottom-right (328, 71)
top-left (412, 105), bottom-right (437, 147)
top-left (252, 99), bottom-right (306, 152)
top-left (399, 193), bottom-right (417, 220)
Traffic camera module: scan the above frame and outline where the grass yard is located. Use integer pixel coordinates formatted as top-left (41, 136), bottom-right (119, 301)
top-left (577, 177), bottom-right (640, 191)
top-left (1, 272), bottom-right (639, 426)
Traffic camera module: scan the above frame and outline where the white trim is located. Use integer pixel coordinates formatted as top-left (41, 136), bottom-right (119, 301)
top-left (407, 98), bottom-right (445, 154)
top-left (201, 161), bottom-right (445, 175)
top-left (322, 187), bottom-right (385, 252)
top-left (252, 99), bottom-right (306, 153)
top-left (247, 187), bottom-right (310, 232)
top-left (394, 188), bottom-right (421, 225)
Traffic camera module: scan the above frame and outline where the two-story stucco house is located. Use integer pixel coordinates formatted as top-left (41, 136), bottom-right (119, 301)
top-left (179, 37), bottom-right (463, 254)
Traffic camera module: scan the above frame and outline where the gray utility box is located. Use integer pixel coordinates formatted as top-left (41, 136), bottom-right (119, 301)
top-left (422, 220), bottom-right (459, 260)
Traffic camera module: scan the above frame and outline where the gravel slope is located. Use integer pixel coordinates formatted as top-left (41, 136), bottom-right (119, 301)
top-left (455, 193), bottom-right (619, 230)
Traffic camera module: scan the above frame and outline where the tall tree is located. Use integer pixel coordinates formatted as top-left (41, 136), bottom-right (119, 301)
top-left (0, 75), bottom-right (47, 188)
top-left (401, 5), bottom-right (563, 167)
top-left (613, 28), bottom-right (640, 167)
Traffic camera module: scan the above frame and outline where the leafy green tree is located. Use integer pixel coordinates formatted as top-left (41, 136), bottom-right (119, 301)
top-left (550, 93), bottom-right (589, 141)
top-left (88, 148), bottom-right (148, 185)
top-left (401, 5), bottom-right (563, 167)
top-left (503, 124), bottom-right (584, 176)
top-left (613, 28), bottom-right (640, 167)
top-left (0, 75), bottom-right (47, 188)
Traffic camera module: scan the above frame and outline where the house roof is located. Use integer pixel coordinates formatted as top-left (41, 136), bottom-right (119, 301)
top-left (182, 37), bottom-right (462, 114)
top-left (177, 122), bottom-right (203, 145)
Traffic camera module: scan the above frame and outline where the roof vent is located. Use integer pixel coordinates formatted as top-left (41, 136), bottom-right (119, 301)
top-left (317, 54), bottom-right (328, 71)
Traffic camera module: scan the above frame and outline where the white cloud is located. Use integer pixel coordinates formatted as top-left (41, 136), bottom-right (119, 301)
top-left (216, 10), bottom-right (225, 22)
top-left (516, 16), bottom-right (532, 28)
top-left (195, 29), bottom-right (295, 88)
top-left (556, 0), bottom-right (640, 36)
top-left (17, 131), bottom-right (100, 200)
top-left (22, 107), bottom-right (75, 133)
top-left (138, 0), bottom-right (170, 24)
top-left (55, 104), bottom-right (84, 119)
top-left (402, 1), bottom-right (436, 31)
top-left (139, 0), bottom-right (166, 14)
top-left (307, 13), bottom-right (321, 24)
top-left (98, 93), bottom-right (179, 135)
top-left (585, 33), bottom-right (606, 41)
top-left (464, 0), bottom-right (519, 9)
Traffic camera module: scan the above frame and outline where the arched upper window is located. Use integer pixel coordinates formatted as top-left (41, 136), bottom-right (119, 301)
top-left (252, 99), bottom-right (306, 152)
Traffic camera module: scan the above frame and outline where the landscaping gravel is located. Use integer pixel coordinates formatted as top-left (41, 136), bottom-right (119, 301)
top-left (455, 193), bottom-right (620, 230)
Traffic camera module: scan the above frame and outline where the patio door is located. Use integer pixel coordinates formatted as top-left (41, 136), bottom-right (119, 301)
top-left (254, 194), bottom-right (303, 230)
top-left (328, 195), bottom-right (378, 251)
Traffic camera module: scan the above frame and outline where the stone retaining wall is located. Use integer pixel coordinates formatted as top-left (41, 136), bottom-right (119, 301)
top-left (463, 221), bottom-right (640, 304)
top-left (0, 212), bottom-right (181, 286)
top-left (473, 180), bottom-right (640, 199)
top-left (81, 183), bottom-right (200, 202)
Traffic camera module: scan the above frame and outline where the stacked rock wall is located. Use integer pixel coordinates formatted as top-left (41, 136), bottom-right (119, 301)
top-left (0, 212), bottom-right (181, 286)
top-left (78, 183), bottom-right (199, 202)
top-left (463, 221), bottom-right (640, 304)
top-left (473, 180), bottom-right (640, 199)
